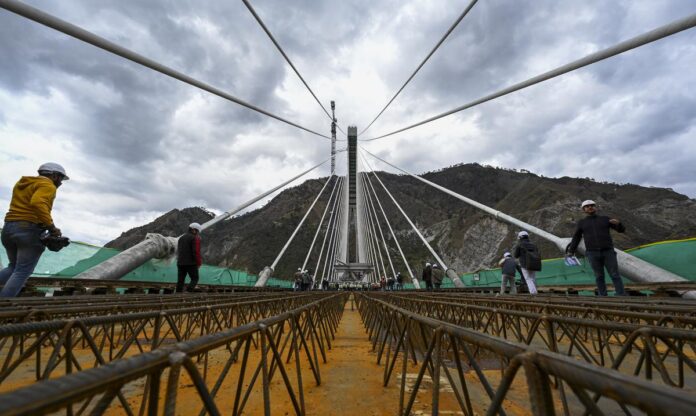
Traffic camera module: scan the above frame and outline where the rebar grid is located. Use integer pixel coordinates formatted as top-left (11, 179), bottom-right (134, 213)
top-left (414, 292), bottom-right (696, 322)
top-left (356, 293), bottom-right (696, 416)
top-left (0, 293), bottom-right (324, 391)
top-left (380, 293), bottom-right (696, 390)
top-left (0, 292), bottom-right (295, 323)
top-left (0, 293), bottom-right (347, 416)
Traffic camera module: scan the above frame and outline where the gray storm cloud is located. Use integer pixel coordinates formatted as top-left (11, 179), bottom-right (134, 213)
top-left (0, 0), bottom-right (695, 244)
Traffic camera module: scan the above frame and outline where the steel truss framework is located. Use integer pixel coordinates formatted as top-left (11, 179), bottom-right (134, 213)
top-left (0, 293), bottom-right (325, 392)
top-left (382, 294), bottom-right (696, 390)
top-left (0, 292), bottom-right (295, 324)
top-left (416, 293), bottom-right (696, 321)
top-left (0, 293), bottom-right (347, 416)
top-left (356, 293), bottom-right (696, 416)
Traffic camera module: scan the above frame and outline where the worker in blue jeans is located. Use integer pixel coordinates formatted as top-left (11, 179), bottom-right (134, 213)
top-left (567, 200), bottom-right (626, 296)
top-left (1, 163), bottom-right (68, 297)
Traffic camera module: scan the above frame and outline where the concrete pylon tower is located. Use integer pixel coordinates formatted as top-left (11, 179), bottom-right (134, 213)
top-left (330, 101), bottom-right (337, 174)
top-left (332, 126), bottom-right (374, 281)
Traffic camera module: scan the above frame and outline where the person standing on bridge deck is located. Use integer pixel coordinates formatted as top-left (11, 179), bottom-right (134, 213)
top-left (422, 262), bottom-right (433, 290)
top-left (566, 200), bottom-right (626, 296)
top-left (513, 231), bottom-right (541, 295)
top-left (293, 268), bottom-right (302, 291)
top-left (301, 269), bottom-right (312, 291)
top-left (1, 163), bottom-right (69, 297)
top-left (176, 222), bottom-right (202, 293)
top-left (498, 252), bottom-right (518, 294)
top-left (396, 272), bottom-right (404, 290)
top-left (432, 264), bottom-right (444, 290)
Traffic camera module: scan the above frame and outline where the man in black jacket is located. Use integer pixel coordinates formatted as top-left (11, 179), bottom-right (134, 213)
top-left (422, 262), bottom-right (433, 290)
top-left (513, 231), bottom-right (539, 295)
top-left (567, 200), bottom-right (626, 296)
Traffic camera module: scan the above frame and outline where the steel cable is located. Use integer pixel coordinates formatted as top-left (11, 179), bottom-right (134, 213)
top-left (359, 0), bottom-right (479, 135)
top-left (364, 12), bottom-right (696, 141)
top-left (0, 0), bottom-right (330, 139)
top-left (242, 0), bottom-right (347, 136)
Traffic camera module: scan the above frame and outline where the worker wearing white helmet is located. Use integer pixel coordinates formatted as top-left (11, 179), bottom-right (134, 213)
top-left (513, 230), bottom-right (541, 295)
top-left (567, 200), bottom-right (626, 296)
top-left (176, 222), bottom-right (204, 292)
top-left (1, 163), bottom-right (70, 297)
top-left (498, 251), bottom-right (519, 295)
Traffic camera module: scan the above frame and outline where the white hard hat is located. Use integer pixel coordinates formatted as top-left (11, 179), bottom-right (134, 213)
top-left (504, 252), bottom-right (511, 257)
top-left (425, 262), bottom-right (431, 266)
top-left (189, 222), bottom-right (202, 231)
top-left (38, 162), bottom-right (69, 180)
top-left (518, 231), bottom-right (529, 238)
top-left (581, 200), bottom-right (596, 209)
top-left (433, 264), bottom-right (439, 268)
top-left (298, 268), bottom-right (302, 271)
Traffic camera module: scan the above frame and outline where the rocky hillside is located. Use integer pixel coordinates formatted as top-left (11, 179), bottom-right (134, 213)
top-left (106, 164), bottom-right (696, 279)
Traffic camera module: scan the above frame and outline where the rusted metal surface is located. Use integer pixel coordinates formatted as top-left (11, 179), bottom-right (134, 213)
top-left (0, 292), bottom-right (295, 323)
top-left (380, 293), bottom-right (696, 390)
top-left (0, 293), bottom-right (327, 391)
top-left (418, 292), bottom-right (696, 319)
top-left (356, 293), bottom-right (696, 415)
top-left (1, 290), bottom-right (695, 415)
top-left (11, 276), bottom-right (288, 297)
top-left (0, 293), bottom-right (347, 415)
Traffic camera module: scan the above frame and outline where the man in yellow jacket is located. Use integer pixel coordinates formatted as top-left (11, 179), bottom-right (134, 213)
top-left (0, 163), bottom-right (68, 297)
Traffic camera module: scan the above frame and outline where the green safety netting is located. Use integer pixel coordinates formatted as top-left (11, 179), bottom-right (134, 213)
top-left (401, 237), bottom-right (696, 290)
top-left (0, 236), bottom-right (292, 289)
top-left (0, 233), bottom-right (693, 291)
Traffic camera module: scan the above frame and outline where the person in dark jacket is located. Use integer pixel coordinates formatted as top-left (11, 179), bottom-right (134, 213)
top-left (422, 262), bottom-right (433, 290)
top-left (498, 252), bottom-right (517, 294)
top-left (396, 272), bottom-right (404, 290)
top-left (513, 231), bottom-right (539, 295)
top-left (567, 200), bottom-right (626, 296)
top-left (176, 222), bottom-right (202, 292)
top-left (431, 264), bottom-right (444, 289)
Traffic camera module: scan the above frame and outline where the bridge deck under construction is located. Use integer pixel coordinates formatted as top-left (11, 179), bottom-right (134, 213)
top-left (0, 290), bottom-right (695, 415)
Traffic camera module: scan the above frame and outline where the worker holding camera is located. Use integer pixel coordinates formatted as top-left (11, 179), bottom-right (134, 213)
top-left (0, 163), bottom-right (70, 297)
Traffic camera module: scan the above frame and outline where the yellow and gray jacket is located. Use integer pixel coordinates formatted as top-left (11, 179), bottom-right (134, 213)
top-left (4, 176), bottom-right (57, 227)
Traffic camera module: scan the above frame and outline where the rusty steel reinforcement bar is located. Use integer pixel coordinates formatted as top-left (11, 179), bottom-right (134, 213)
top-left (414, 292), bottom-right (696, 317)
top-left (389, 293), bottom-right (696, 329)
top-left (362, 149), bottom-right (696, 298)
top-left (0, 292), bottom-right (297, 323)
top-left (73, 159), bottom-right (330, 281)
top-left (380, 293), bottom-right (696, 389)
top-left (0, 294), bottom-right (326, 390)
top-left (355, 293), bottom-right (696, 416)
top-left (5, 277), bottom-right (289, 297)
top-left (0, 293), bottom-right (347, 416)
top-left (0, 290), bottom-right (282, 309)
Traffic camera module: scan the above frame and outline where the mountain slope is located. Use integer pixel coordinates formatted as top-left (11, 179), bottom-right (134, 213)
top-left (106, 164), bottom-right (696, 279)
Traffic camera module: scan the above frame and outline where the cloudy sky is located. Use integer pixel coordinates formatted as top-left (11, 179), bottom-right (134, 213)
top-left (1, 0), bottom-right (695, 245)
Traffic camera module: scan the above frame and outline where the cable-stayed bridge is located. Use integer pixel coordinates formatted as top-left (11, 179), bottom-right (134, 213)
top-left (1, 1), bottom-right (696, 414)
